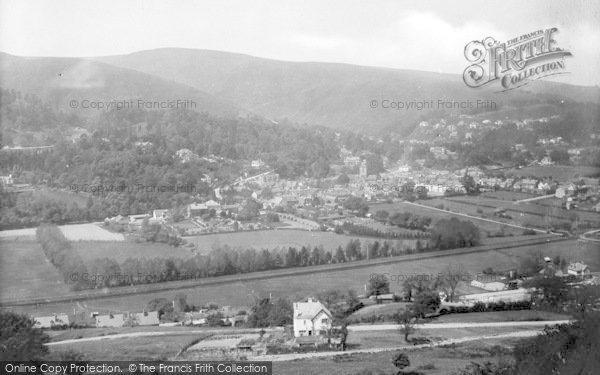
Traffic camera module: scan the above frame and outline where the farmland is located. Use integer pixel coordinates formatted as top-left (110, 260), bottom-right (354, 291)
top-left (0, 238), bottom-right (70, 301)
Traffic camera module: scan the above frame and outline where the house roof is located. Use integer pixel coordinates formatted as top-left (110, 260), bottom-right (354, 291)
top-left (294, 299), bottom-right (332, 321)
top-left (189, 203), bottom-right (208, 210)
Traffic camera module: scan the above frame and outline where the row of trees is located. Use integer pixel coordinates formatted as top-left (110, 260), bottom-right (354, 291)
top-left (79, 239), bottom-right (421, 289)
top-left (337, 221), bottom-right (431, 240)
top-left (36, 224), bottom-right (90, 290)
top-left (380, 211), bottom-right (432, 231)
top-left (37, 220), bottom-right (479, 291)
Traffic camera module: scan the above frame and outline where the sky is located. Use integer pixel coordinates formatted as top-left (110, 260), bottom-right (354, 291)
top-left (1, 0), bottom-right (599, 86)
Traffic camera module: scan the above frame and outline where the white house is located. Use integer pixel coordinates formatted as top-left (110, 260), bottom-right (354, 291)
top-left (568, 262), bottom-right (591, 279)
top-left (293, 298), bottom-right (333, 337)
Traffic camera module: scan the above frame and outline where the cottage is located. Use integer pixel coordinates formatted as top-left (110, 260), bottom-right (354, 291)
top-left (95, 313), bottom-right (125, 328)
top-left (293, 298), bottom-right (333, 337)
top-left (34, 314), bottom-right (69, 329)
top-left (131, 311), bottom-right (160, 326)
top-left (567, 262), bottom-right (591, 279)
top-left (470, 280), bottom-right (506, 292)
top-left (458, 288), bottom-right (532, 304)
top-left (187, 203), bottom-right (208, 218)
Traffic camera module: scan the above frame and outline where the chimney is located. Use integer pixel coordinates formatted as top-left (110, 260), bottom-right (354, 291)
top-left (307, 298), bottom-right (314, 303)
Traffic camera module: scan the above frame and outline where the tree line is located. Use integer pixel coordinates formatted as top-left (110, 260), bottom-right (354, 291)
top-left (36, 224), bottom-right (90, 290)
top-left (337, 221), bottom-right (431, 240)
top-left (36, 219), bottom-right (479, 290)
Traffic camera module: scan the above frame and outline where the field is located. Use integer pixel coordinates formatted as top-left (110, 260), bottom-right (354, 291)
top-left (48, 332), bottom-right (211, 360)
top-left (0, 238), bottom-right (71, 302)
top-left (371, 201), bottom-right (523, 236)
top-left (74, 229), bottom-right (420, 261)
top-left (186, 229), bottom-right (419, 253)
top-left (444, 195), bottom-right (600, 226)
top-left (273, 339), bottom-right (514, 375)
top-left (73, 241), bottom-right (196, 262)
top-left (59, 223), bottom-right (125, 241)
top-left (505, 165), bottom-right (600, 180)
top-left (8, 239), bottom-right (597, 318)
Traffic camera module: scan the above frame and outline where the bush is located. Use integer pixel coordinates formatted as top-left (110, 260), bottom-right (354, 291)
top-left (472, 302), bottom-right (487, 312)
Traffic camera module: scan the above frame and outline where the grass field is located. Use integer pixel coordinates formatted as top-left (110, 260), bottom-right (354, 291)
top-left (73, 241), bottom-right (196, 262)
top-left (48, 333), bottom-right (211, 360)
top-left (73, 230), bottom-right (420, 261)
top-left (349, 303), bottom-right (570, 323)
top-left (60, 223), bottom-right (125, 241)
top-left (445, 196), bottom-right (599, 226)
top-left (0, 238), bottom-right (70, 301)
top-left (430, 310), bottom-right (570, 324)
top-left (186, 229), bottom-right (419, 253)
top-left (8, 239), bottom-right (597, 318)
top-left (371, 201), bottom-right (523, 236)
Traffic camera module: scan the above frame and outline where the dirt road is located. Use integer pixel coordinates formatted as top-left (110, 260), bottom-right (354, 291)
top-left (46, 320), bottom-right (569, 346)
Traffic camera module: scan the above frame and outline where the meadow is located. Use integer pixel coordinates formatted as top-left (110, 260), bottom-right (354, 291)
top-left (0, 238), bottom-right (71, 302)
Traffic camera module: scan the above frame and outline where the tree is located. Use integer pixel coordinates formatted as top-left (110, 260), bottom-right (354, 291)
top-left (0, 311), bottom-right (49, 360)
top-left (412, 292), bottom-right (441, 318)
top-left (461, 173), bottom-right (479, 195)
top-left (334, 246), bottom-right (346, 263)
top-left (525, 276), bottom-right (569, 308)
top-left (343, 196), bottom-right (369, 217)
top-left (513, 312), bottom-right (600, 375)
top-left (146, 297), bottom-right (174, 318)
top-left (430, 218), bottom-right (480, 250)
top-left (337, 173), bottom-right (350, 185)
top-left (394, 310), bottom-right (416, 343)
top-left (367, 275), bottom-right (390, 298)
top-left (402, 276), bottom-right (433, 302)
top-left (238, 199), bottom-right (260, 221)
top-left (436, 265), bottom-right (471, 302)
top-left (550, 149), bottom-right (570, 164)
top-left (207, 312), bottom-right (225, 326)
top-left (392, 352), bottom-right (410, 371)
top-left (373, 210), bottom-right (389, 222)
top-left (248, 297), bottom-right (292, 328)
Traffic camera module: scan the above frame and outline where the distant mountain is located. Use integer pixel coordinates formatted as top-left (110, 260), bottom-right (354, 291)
top-left (0, 52), bottom-right (239, 118)
top-left (94, 48), bottom-right (600, 135)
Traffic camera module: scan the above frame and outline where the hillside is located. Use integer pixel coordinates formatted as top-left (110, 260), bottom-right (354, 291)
top-left (94, 48), bottom-right (600, 135)
top-left (0, 52), bottom-right (238, 118)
